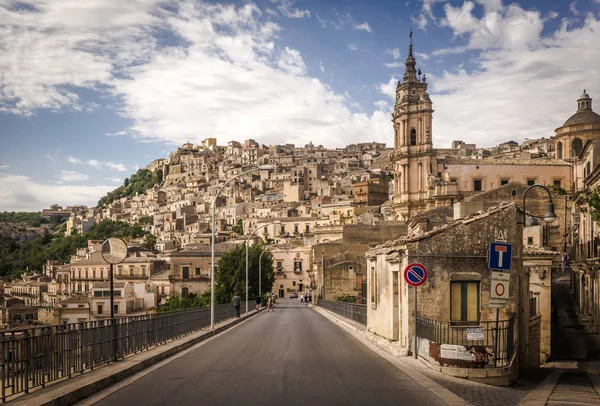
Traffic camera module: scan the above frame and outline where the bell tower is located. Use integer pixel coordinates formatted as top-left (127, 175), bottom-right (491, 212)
top-left (391, 32), bottom-right (435, 221)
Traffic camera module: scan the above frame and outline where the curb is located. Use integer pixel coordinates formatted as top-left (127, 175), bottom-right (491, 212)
top-left (311, 306), bottom-right (407, 357)
top-left (10, 309), bottom-right (264, 406)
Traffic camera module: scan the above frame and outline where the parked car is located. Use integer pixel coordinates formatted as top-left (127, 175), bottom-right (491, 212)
top-left (289, 292), bottom-right (298, 299)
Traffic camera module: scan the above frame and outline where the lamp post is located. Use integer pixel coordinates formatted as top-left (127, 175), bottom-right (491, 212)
top-left (245, 220), bottom-right (280, 315)
top-left (210, 164), bottom-right (274, 329)
top-left (258, 246), bottom-right (269, 300)
top-left (522, 184), bottom-right (558, 227)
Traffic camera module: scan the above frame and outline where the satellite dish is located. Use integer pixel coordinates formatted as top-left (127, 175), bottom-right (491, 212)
top-left (101, 238), bottom-right (128, 264)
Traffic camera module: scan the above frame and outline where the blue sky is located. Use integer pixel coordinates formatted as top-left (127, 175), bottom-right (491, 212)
top-left (1, 0), bottom-right (599, 211)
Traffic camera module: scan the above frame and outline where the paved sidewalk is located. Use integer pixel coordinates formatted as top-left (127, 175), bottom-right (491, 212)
top-left (8, 309), bottom-right (263, 406)
top-left (312, 305), bottom-right (553, 406)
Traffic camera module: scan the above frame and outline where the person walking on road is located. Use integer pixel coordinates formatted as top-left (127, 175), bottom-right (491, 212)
top-left (267, 295), bottom-right (274, 312)
top-left (255, 294), bottom-right (261, 310)
top-left (233, 292), bottom-right (241, 318)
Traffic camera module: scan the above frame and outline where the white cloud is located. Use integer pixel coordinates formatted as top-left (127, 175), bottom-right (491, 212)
top-left (379, 77), bottom-right (398, 99)
top-left (411, 13), bottom-right (428, 31)
top-left (106, 177), bottom-right (123, 183)
top-left (58, 170), bottom-right (89, 182)
top-left (319, 61), bottom-right (325, 73)
top-left (348, 43), bottom-right (359, 51)
top-left (277, 47), bottom-right (307, 75)
top-left (384, 62), bottom-right (403, 68)
top-left (106, 131), bottom-right (128, 137)
top-left (374, 100), bottom-right (391, 111)
top-left (0, 164), bottom-right (9, 170)
top-left (105, 162), bottom-right (128, 172)
top-left (270, 0), bottom-right (310, 19)
top-left (404, 2), bottom-right (600, 147)
top-left (569, 1), bottom-right (580, 16)
top-left (415, 52), bottom-right (430, 60)
top-left (385, 48), bottom-right (401, 59)
top-left (0, 1), bottom-right (392, 149)
top-left (67, 156), bottom-right (82, 164)
top-left (44, 153), bottom-right (58, 162)
top-left (0, 0), bottom-right (161, 116)
top-left (0, 174), bottom-right (113, 211)
top-left (354, 22), bottom-right (372, 33)
top-left (87, 160), bottom-right (102, 169)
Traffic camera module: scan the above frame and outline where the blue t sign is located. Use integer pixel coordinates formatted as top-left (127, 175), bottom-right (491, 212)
top-left (488, 242), bottom-right (512, 271)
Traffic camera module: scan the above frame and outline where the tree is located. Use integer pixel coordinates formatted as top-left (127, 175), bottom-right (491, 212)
top-left (215, 244), bottom-right (275, 304)
top-left (233, 219), bottom-right (244, 235)
top-left (143, 234), bottom-right (157, 251)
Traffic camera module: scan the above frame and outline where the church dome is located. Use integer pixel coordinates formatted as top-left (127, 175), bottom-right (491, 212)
top-left (581, 90), bottom-right (590, 99)
top-left (563, 110), bottom-right (600, 126)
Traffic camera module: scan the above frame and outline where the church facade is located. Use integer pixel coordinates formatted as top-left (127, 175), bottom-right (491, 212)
top-left (390, 41), bottom-right (597, 222)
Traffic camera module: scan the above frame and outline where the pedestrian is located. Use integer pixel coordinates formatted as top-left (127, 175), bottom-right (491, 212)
top-left (267, 296), bottom-right (273, 312)
top-left (255, 294), bottom-right (261, 311)
top-left (233, 292), bottom-right (241, 318)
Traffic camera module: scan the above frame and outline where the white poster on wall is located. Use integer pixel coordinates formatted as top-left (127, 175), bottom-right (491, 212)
top-left (440, 344), bottom-right (475, 361)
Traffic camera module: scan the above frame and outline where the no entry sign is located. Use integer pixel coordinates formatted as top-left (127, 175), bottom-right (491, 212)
top-left (404, 262), bottom-right (428, 287)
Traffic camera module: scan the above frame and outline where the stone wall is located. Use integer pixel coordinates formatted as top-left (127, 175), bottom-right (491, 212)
top-left (527, 316), bottom-right (541, 368)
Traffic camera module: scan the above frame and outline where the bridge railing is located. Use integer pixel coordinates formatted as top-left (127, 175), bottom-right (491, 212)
top-left (0, 304), bottom-right (235, 402)
top-left (318, 299), bottom-right (367, 325)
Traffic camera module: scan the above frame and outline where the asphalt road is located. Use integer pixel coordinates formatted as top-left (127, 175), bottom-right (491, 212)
top-left (88, 300), bottom-right (449, 406)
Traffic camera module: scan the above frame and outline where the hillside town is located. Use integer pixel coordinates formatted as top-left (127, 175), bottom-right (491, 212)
top-left (2, 40), bottom-right (600, 384)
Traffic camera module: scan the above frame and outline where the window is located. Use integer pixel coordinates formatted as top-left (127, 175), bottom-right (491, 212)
top-left (572, 138), bottom-right (583, 157)
top-left (182, 287), bottom-right (189, 297)
top-left (182, 266), bottom-right (190, 279)
top-left (94, 291), bottom-right (102, 297)
top-left (450, 281), bottom-right (480, 322)
top-left (356, 274), bottom-right (363, 290)
top-left (410, 128), bottom-right (417, 145)
top-left (557, 142), bottom-right (563, 159)
top-left (113, 304), bottom-right (119, 314)
top-left (450, 178), bottom-right (457, 183)
top-left (305, 224), bottom-right (310, 233)
top-left (97, 304), bottom-right (103, 315)
top-left (276, 261), bottom-right (282, 271)
top-left (473, 179), bottom-right (482, 192)
top-left (195, 267), bottom-right (201, 276)
top-left (527, 179), bottom-right (535, 186)
top-left (129, 266), bottom-right (134, 277)
top-left (100, 269), bottom-right (104, 279)
top-left (527, 237), bottom-right (534, 245)
top-left (78, 270), bottom-right (81, 278)
top-left (294, 225), bottom-right (299, 233)
top-left (294, 261), bottom-right (302, 272)
top-left (553, 180), bottom-right (561, 188)
top-left (85, 269), bottom-right (88, 278)
top-left (500, 179), bottom-right (509, 186)
top-left (292, 281), bottom-right (296, 286)
top-left (142, 266), bottom-right (146, 277)
top-left (370, 266), bottom-right (377, 308)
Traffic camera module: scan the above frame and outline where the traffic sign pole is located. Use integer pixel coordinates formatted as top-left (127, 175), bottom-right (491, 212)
top-left (403, 262), bottom-right (428, 359)
top-left (494, 308), bottom-right (499, 367)
top-left (414, 286), bottom-right (418, 359)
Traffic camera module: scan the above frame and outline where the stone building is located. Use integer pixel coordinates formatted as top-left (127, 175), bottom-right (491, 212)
top-left (270, 242), bottom-right (313, 298)
top-left (366, 203), bottom-right (533, 385)
top-left (554, 90), bottom-right (600, 160)
top-left (390, 38), bottom-right (572, 221)
top-left (313, 224), bottom-right (407, 301)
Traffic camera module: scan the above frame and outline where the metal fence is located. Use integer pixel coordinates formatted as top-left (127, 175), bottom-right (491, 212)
top-left (416, 315), bottom-right (515, 367)
top-left (0, 304), bottom-right (235, 402)
top-left (318, 299), bottom-right (367, 325)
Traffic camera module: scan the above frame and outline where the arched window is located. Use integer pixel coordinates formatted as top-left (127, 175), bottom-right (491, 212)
top-left (410, 128), bottom-right (417, 146)
top-left (557, 142), bottom-right (563, 159)
top-left (572, 138), bottom-right (583, 157)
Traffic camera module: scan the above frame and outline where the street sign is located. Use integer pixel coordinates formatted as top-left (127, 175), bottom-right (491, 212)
top-left (490, 272), bottom-right (510, 300)
top-left (467, 327), bottom-right (485, 341)
top-left (488, 298), bottom-right (508, 308)
top-left (488, 242), bottom-right (512, 271)
top-left (404, 262), bottom-right (428, 287)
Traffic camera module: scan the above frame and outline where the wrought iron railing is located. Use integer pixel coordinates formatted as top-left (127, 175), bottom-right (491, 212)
top-left (416, 315), bottom-right (515, 367)
top-left (318, 299), bottom-right (367, 325)
top-left (0, 304), bottom-right (236, 402)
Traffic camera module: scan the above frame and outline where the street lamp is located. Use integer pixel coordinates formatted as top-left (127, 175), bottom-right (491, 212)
top-left (258, 246), bottom-right (269, 301)
top-left (522, 184), bottom-right (558, 227)
top-left (245, 220), bottom-right (280, 315)
top-left (211, 164), bottom-right (274, 329)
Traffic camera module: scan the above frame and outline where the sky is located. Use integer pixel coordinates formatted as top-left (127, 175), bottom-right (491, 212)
top-left (1, 0), bottom-right (600, 211)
